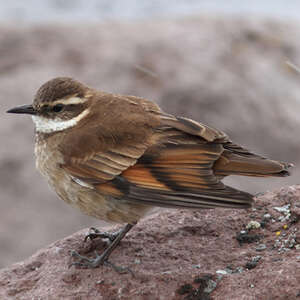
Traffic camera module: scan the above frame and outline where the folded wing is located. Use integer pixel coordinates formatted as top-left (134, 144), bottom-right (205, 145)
top-left (97, 115), bottom-right (254, 209)
top-left (61, 108), bottom-right (290, 210)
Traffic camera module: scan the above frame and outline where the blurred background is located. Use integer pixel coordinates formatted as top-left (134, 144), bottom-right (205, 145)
top-left (1, 1), bottom-right (300, 268)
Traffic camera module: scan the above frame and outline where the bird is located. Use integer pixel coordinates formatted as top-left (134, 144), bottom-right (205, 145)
top-left (7, 77), bottom-right (292, 268)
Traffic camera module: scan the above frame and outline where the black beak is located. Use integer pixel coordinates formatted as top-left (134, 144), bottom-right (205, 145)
top-left (6, 104), bottom-right (36, 115)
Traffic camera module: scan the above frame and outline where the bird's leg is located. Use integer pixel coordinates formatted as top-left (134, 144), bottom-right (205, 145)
top-left (71, 223), bottom-right (134, 269)
top-left (84, 227), bottom-right (122, 243)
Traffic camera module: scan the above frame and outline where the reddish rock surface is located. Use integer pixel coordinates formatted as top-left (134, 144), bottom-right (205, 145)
top-left (0, 185), bottom-right (299, 299)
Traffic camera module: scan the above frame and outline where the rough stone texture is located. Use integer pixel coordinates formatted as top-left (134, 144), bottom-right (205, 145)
top-left (1, 16), bottom-right (300, 267)
top-left (0, 186), bottom-right (299, 299)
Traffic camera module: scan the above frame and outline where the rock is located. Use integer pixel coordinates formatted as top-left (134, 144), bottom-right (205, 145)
top-left (0, 186), bottom-right (299, 299)
top-left (236, 231), bottom-right (261, 245)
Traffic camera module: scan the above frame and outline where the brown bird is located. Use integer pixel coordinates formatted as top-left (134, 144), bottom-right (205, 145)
top-left (7, 77), bottom-right (292, 268)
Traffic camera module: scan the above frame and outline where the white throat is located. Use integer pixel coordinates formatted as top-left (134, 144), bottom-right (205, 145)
top-left (32, 108), bottom-right (90, 133)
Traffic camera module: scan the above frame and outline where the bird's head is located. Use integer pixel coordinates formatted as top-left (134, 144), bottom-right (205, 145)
top-left (7, 77), bottom-right (92, 133)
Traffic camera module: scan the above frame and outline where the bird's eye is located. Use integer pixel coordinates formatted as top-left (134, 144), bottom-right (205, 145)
top-left (52, 104), bottom-right (64, 113)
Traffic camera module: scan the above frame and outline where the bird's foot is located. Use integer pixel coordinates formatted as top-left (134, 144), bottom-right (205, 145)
top-left (70, 250), bottom-right (133, 274)
top-left (70, 250), bottom-right (104, 268)
top-left (84, 227), bottom-right (121, 243)
top-left (71, 223), bottom-right (135, 273)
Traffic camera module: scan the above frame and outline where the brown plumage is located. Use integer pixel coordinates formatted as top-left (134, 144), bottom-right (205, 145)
top-left (7, 77), bottom-right (292, 268)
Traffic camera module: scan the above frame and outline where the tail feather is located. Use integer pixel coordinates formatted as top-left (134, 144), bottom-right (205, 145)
top-left (214, 149), bottom-right (292, 178)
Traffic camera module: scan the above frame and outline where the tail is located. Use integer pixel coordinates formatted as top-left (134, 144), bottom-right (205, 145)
top-left (214, 142), bottom-right (293, 178)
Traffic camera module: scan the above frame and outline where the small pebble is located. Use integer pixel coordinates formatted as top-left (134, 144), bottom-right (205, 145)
top-left (252, 255), bottom-right (262, 262)
top-left (245, 256), bottom-right (261, 269)
top-left (250, 284), bottom-right (255, 288)
top-left (256, 244), bottom-right (267, 251)
top-left (295, 244), bottom-right (300, 250)
top-left (96, 280), bottom-right (104, 284)
top-left (216, 270), bottom-right (228, 275)
top-left (204, 280), bottom-right (217, 294)
top-left (192, 264), bottom-right (201, 269)
top-left (234, 267), bottom-right (244, 274)
top-left (263, 213), bottom-right (271, 219)
top-left (274, 205), bottom-right (290, 214)
top-left (236, 232), bottom-right (261, 244)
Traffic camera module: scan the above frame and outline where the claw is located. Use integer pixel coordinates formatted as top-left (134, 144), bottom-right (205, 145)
top-left (70, 250), bottom-right (105, 268)
top-left (84, 227), bottom-right (120, 243)
top-left (70, 249), bottom-right (134, 274)
top-left (70, 223), bottom-right (135, 271)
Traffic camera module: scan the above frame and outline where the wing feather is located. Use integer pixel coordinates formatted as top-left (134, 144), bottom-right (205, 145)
top-left (61, 104), bottom-right (253, 209)
top-left (62, 145), bottom-right (147, 185)
top-left (118, 141), bottom-right (253, 209)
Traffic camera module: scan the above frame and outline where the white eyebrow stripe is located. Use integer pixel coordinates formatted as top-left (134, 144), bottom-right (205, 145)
top-left (52, 96), bottom-right (87, 105)
top-left (32, 108), bottom-right (90, 133)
